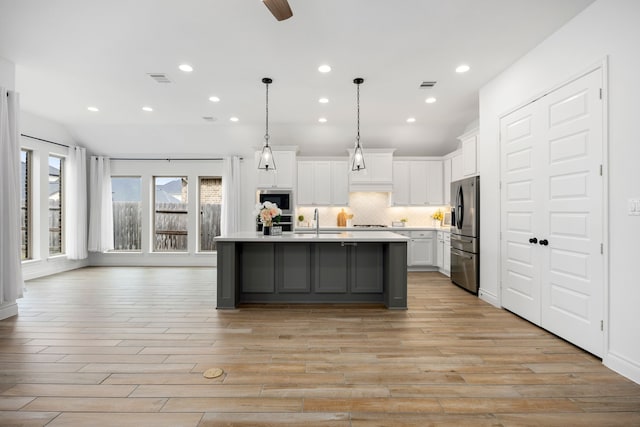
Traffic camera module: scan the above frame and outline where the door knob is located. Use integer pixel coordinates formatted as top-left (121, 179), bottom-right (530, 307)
top-left (529, 237), bottom-right (538, 244)
top-left (539, 239), bottom-right (549, 246)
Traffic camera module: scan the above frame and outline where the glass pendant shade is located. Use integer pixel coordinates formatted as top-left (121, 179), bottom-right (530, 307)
top-left (258, 143), bottom-right (275, 170)
top-left (352, 144), bottom-right (366, 171)
top-left (258, 77), bottom-right (276, 171)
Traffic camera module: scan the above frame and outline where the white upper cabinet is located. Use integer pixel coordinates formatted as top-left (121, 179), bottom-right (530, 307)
top-left (392, 160), bottom-right (443, 206)
top-left (297, 159), bottom-right (349, 206)
top-left (349, 150), bottom-right (394, 191)
top-left (458, 128), bottom-right (479, 177)
top-left (443, 157), bottom-right (452, 205)
top-left (256, 150), bottom-right (296, 189)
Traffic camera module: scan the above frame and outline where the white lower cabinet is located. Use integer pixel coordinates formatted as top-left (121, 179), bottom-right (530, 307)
top-left (408, 230), bottom-right (435, 266)
top-left (437, 231), bottom-right (451, 277)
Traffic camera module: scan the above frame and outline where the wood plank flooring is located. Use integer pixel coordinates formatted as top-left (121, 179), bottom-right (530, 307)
top-left (1, 267), bottom-right (639, 426)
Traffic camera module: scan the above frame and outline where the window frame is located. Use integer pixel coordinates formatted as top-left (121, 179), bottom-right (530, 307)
top-left (48, 154), bottom-right (65, 256)
top-left (20, 149), bottom-right (32, 260)
top-left (111, 176), bottom-right (143, 252)
top-left (153, 176), bottom-right (189, 253)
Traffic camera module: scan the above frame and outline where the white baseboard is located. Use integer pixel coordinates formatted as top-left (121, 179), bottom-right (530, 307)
top-left (604, 351), bottom-right (640, 385)
top-left (0, 302), bottom-right (18, 320)
top-left (479, 288), bottom-right (500, 307)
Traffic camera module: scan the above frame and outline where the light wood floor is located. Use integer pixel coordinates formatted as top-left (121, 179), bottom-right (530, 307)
top-left (1, 268), bottom-right (639, 426)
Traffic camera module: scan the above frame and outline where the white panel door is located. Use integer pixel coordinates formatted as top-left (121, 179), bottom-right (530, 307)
top-left (500, 68), bottom-right (604, 357)
top-left (500, 102), bottom-right (542, 325)
top-left (540, 69), bottom-right (603, 356)
top-left (331, 161), bottom-right (349, 205)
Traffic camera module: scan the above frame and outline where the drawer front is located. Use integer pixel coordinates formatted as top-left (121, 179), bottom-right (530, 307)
top-left (444, 233), bottom-right (451, 243)
top-left (410, 230), bottom-right (434, 238)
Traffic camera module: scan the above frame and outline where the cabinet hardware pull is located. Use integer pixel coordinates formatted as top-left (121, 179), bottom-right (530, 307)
top-left (341, 242), bottom-right (358, 247)
top-left (529, 237), bottom-right (538, 244)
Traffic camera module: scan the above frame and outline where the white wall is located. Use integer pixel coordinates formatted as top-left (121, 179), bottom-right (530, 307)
top-left (20, 112), bottom-right (89, 280)
top-left (479, 0), bottom-right (640, 383)
top-left (0, 56), bottom-right (15, 90)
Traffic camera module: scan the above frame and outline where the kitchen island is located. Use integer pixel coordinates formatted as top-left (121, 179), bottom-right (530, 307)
top-left (215, 231), bottom-right (409, 309)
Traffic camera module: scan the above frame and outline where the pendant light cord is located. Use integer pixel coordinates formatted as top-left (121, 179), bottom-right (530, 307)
top-left (356, 82), bottom-right (360, 145)
top-left (265, 81), bottom-right (270, 146)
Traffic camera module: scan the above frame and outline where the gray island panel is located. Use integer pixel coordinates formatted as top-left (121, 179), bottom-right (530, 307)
top-left (216, 232), bottom-right (408, 309)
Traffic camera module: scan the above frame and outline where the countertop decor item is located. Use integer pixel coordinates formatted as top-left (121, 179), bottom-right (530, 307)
top-left (255, 201), bottom-right (282, 233)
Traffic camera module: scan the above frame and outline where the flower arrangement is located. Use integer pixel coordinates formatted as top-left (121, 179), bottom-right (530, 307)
top-left (431, 209), bottom-right (444, 222)
top-left (255, 201), bottom-right (282, 227)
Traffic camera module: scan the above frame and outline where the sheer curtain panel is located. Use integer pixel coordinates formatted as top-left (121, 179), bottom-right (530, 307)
top-left (221, 156), bottom-right (242, 235)
top-left (0, 87), bottom-right (25, 309)
top-left (65, 146), bottom-right (88, 259)
top-left (88, 156), bottom-right (114, 252)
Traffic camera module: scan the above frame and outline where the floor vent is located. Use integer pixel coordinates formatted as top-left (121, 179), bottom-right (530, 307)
top-left (148, 73), bottom-right (172, 83)
top-left (420, 81), bottom-right (437, 88)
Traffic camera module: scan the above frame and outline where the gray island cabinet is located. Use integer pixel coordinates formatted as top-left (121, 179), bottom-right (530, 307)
top-left (215, 231), bottom-right (409, 309)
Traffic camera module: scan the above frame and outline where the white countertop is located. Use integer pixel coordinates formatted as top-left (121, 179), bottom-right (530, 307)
top-left (295, 226), bottom-right (451, 233)
top-left (216, 231), bottom-right (410, 242)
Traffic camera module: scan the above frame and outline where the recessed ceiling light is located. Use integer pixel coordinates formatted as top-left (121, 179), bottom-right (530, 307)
top-left (318, 97), bottom-right (329, 104)
top-left (230, 117), bottom-right (239, 122)
top-left (209, 96), bottom-right (220, 103)
top-left (318, 117), bottom-right (327, 123)
top-left (318, 64), bottom-right (331, 73)
top-left (142, 106), bottom-right (153, 112)
top-left (406, 117), bottom-right (416, 123)
top-left (179, 64), bottom-right (193, 72)
top-left (425, 97), bottom-right (437, 104)
top-left (456, 64), bottom-right (470, 73)
top-left (87, 106), bottom-right (99, 112)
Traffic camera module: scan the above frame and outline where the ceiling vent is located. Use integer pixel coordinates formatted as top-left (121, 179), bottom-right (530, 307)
top-left (419, 81), bottom-right (437, 88)
top-left (148, 73), bottom-right (172, 83)
top-left (202, 116), bottom-right (217, 122)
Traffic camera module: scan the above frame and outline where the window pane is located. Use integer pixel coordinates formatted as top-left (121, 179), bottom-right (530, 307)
top-left (20, 150), bottom-right (31, 260)
top-left (112, 177), bottom-right (142, 251)
top-left (48, 156), bottom-right (63, 255)
top-left (199, 177), bottom-right (222, 252)
top-left (154, 177), bottom-right (188, 252)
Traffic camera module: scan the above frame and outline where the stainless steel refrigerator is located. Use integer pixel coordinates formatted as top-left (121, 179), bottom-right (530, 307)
top-left (450, 176), bottom-right (479, 294)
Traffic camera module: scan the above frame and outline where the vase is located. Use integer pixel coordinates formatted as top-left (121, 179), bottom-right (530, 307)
top-left (263, 225), bottom-right (271, 236)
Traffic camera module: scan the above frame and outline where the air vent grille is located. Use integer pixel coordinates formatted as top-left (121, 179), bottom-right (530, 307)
top-left (420, 81), bottom-right (437, 88)
top-left (148, 73), bottom-right (172, 83)
top-left (202, 116), bottom-right (217, 122)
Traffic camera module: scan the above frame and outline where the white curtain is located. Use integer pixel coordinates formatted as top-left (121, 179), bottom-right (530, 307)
top-left (221, 156), bottom-right (242, 236)
top-left (0, 87), bottom-right (25, 304)
top-left (65, 146), bottom-right (88, 260)
top-left (88, 156), bottom-right (114, 252)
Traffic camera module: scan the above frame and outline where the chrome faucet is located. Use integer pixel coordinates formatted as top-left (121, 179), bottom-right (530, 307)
top-left (314, 208), bottom-right (319, 236)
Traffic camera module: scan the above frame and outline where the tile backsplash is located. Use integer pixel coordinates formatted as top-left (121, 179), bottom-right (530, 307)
top-left (296, 192), bottom-right (449, 227)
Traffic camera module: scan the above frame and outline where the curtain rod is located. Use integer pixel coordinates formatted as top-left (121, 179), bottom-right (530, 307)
top-left (21, 133), bottom-right (70, 148)
top-left (109, 157), bottom-right (243, 161)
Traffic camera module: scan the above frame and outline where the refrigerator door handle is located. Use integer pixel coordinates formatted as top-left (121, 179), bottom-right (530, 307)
top-left (451, 248), bottom-right (473, 260)
top-left (456, 185), bottom-right (464, 229)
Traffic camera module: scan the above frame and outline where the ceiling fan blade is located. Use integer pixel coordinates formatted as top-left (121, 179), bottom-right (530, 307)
top-left (262, 0), bottom-right (293, 21)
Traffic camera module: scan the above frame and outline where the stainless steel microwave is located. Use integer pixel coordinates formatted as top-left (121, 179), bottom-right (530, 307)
top-left (257, 190), bottom-right (293, 213)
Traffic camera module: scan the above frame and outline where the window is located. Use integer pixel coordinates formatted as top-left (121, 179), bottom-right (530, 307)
top-left (20, 149), bottom-right (31, 260)
top-left (199, 177), bottom-right (222, 251)
top-left (48, 155), bottom-right (64, 255)
top-left (154, 176), bottom-right (188, 252)
top-left (111, 177), bottom-right (142, 251)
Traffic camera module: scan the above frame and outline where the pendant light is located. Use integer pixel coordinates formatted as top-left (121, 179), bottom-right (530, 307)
top-left (258, 77), bottom-right (276, 171)
top-left (352, 77), bottom-right (366, 171)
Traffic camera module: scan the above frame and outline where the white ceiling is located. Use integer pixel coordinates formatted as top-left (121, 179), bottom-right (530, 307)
top-left (0, 0), bottom-right (594, 157)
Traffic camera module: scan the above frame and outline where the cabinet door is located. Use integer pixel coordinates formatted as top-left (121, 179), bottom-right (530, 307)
top-left (409, 238), bottom-right (434, 266)
top-left (275, 151), bottom-right (295, 188)
top-left (409, 161), bottom-right (428, 205)
top-left (241, 243), bottom-right (275, 292)
top-left (462, 135), bottom-right (477, 176)
top-left (443, 158), bottom-right (452, 205)
top-left (351, 243), bottom-right (383, 293)
top-left (436, 233), bottom-right (444, 268)
top-left (426, 161), bottom-right (443, 205)
top-left (315, 243), bottom-right (348, 292)
top-left (277, 243), bottom-right (311, 293)
top-left (443, 240), bottom-right (451, 275)
top-left (331, 161), bottom-right (349, 205)
top-left (392, 161), bottom-right (410, 205)
top-left (296, 161), bottom-right (315, 205)
top-left (313, 161), bottom-right (332, 205)
top-left (256, 151), bottom-right (277, 188)
top-left (451, 152), bottom-right (463, 183)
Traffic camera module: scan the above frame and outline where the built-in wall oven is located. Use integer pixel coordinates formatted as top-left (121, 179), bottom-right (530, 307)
top-left (256, 190), bottom-right (294, 232)
top-left (450, 176), bottom-right (479, 294)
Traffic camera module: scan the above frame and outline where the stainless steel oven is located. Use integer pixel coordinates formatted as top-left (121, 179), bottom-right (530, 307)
top-left (257, 190), bottom-right (292, 213)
